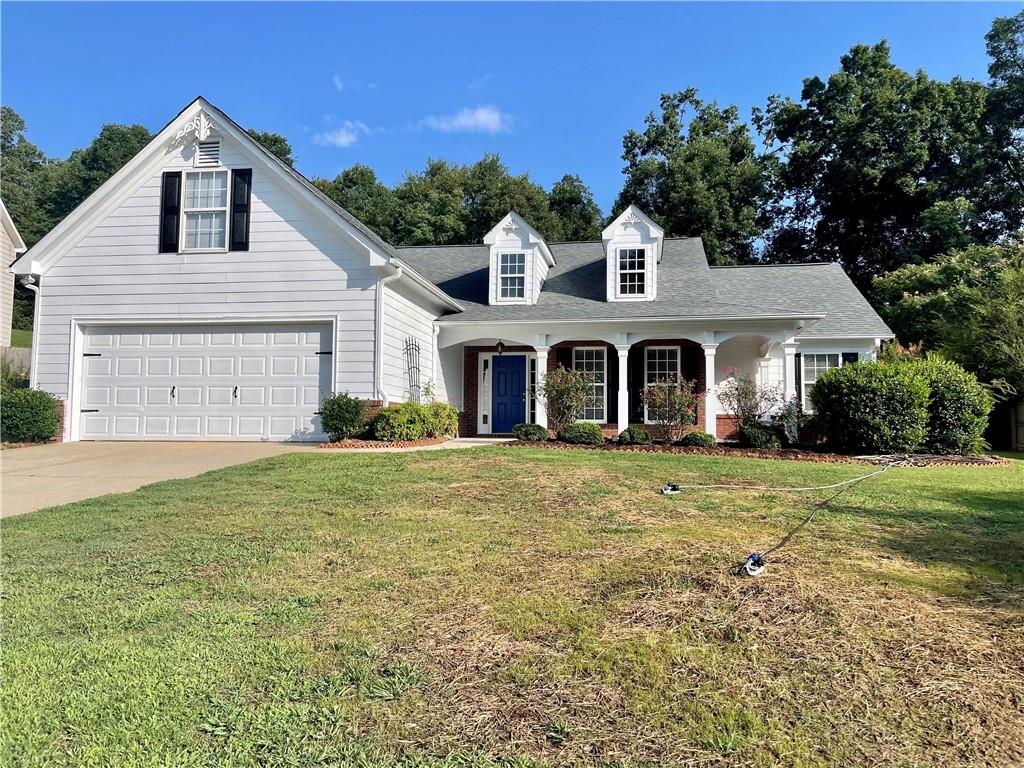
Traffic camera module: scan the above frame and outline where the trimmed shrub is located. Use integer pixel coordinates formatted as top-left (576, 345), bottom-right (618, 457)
top-left (1, 388), bottom-right (60, 443)
top-left (739, 422), bottom-right (781, 449)
top-left (772, 396), bottom-right (809, 446)
top-left (558, 422), bottom-right (604, 445)
top-left (618, 425), bottom-right (652, 445)
top-left (908, 356), bottom-right (992, 454)
top-left (678, 430), bottom-right (716, 448)
top-left (539, 367), bottom-right (592, 436)
top-left (513, 423), bottom-right (549, 442)
top-left (423, 402), bottom-right (460, 438)
top-left (810, 362), bottom-right (929, 454)
top-left (371, 402), bottom-right (459, 442)
top-left (319, 392), bottom-right (367, 441)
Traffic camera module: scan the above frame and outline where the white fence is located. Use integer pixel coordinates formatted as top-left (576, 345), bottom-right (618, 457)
top-left (1, 346), bottom-right (31, 372)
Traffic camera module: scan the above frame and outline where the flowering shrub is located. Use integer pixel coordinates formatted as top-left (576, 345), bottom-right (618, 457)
top-left (642, 375), bottom-right (699, 443)
top-left (715, 367), bottom-right (782, 427)
top-left (538, 367), bottom-right (593, 437)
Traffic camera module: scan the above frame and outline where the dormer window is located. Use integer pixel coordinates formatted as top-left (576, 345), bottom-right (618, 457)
top-left (499, 252), bottom-right (526, 299)
top-left (618, 248), bottom-right (646, 297)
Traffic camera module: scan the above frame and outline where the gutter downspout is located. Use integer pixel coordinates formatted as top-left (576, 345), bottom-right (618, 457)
top-left (374, 265), bottom-right (402, 405)
top-left (20, 276), bottom-right (41, 389)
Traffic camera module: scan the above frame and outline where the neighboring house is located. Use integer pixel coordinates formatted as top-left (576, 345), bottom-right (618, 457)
top-left (1, 198), bottom-right (28, 348)
top-left (10, 98), bottom-right (893, 442)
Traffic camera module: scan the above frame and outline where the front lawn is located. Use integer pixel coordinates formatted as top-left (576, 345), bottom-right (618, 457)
top-left (9, 328), bottom-right (31, 348)
top-left (2, 449), bottom-right (1022, 766)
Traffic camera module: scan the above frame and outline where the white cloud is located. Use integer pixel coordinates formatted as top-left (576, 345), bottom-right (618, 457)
top-left (420, 105), bottom-right (511, 134)
top-left (312, 120), bottom-right (369, 148)
top-left (333, 74), bottom-right (345, 92)
top-left (332, 74), bottom-right (378, 93)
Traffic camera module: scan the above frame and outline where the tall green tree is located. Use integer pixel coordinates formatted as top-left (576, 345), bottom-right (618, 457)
top-left (461, 155), bottom-right (561, 242)
top-left (0, 106), bottom-right (60, 246)
top-left (548, 174), bottom-right (602, 241)
top-left (613, 89), bottom-right (769, 264)
top-left (755, 40), bottom-right (996, 287)
top-left (51, 123), bottom-right (152, 220)
top-left (392, 159), bottom-right (468, 245)
top-left (247, 129), bottom-right (295, 166)
top-left (313, 164), bottom-right (397, 242)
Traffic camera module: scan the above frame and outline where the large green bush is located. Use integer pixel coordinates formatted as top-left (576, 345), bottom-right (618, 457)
top-left (558, 422), bottom-right (604, 445)
top-left (371, 402), bottom-right (459, 441)
top-left (907, 356), bottom-right (992, 454)
top-left (319, 393), bottom-right (367, 441)
top-left (513, 423), bottom-right (549, 442)
top-left (739, 422), bottom-right (782, 450)
top-left (1, 388), bottom-right (60, 443)
top-left (810, 363), bottom-right (930, 454)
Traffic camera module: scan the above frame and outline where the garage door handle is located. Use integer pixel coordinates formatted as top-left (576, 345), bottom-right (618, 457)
top-left (233, 386), bottom-right (238, 399)
top-left (170, 386), bottom-right (176, 398)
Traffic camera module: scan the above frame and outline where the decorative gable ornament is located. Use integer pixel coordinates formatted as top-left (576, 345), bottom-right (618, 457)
top-left (621, 211), bottom-right (641, 229)
top-left (502, 216), bottom-right (520, 235)
top-left (174, 111), bottom-right (216, 144)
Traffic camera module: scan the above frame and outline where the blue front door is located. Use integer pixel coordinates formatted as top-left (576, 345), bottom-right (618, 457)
top-left (491, 355), bottom-right (526, 433)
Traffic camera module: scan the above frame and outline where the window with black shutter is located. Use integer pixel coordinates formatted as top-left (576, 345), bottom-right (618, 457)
top-left (229, 169), bottom-right (252, 251)
top-left (159, 172), bottom-right (181, 253)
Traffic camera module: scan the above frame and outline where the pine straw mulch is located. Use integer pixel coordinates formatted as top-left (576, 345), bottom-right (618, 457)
top-left (319, 436), bottom-right (451, 449)
top-left (507, 440), bottom-right (1010, 467)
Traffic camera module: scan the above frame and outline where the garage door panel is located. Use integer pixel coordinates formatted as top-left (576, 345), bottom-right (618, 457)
top-left (80, 323), bottom-right (329, 441)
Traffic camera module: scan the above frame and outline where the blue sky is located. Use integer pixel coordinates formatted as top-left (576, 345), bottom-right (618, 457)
top-left (1, 2), bottom-right (1007, 212)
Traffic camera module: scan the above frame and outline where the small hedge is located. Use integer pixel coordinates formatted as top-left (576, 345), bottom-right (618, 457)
top-left (739, 422), bottom-right (781, 449)
top-left (513, 423), bottom-right (549, 442)
top-left (319, 393), bottom-right (367, 441)
top-left (810, 362), bottom-right (929, 454)
top-left (910, 357), bottom-right (992, 454)
top-left (558, 422), bottom-right (604, 445)
top-left (618, 425), bottom-right (652, 445)
top-left (678, 430), bottom-right (716, 448)
top-left (371, 401), bottom-right (460, 442)
top-left (1, 388), bottom-right (61, 443)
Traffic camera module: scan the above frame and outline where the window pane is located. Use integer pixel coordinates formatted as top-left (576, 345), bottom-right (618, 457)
top-left (184, 212), bottom-right (226, 249)
top-left (573, 348), bottom-right (606, 421)
top-left (184, 171), bottom-right (228, 209)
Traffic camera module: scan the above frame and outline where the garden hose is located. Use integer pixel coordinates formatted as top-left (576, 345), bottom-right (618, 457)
top-left (661, 459), bottom-right (907, 577)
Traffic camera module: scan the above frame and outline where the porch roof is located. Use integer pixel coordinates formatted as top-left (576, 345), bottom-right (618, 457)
top-left (397, 239), bottom-right (893, 339)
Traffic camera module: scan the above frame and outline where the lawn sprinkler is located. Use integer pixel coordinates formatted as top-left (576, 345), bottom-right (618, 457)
top-left (660, 458), bottom-right (907, 577)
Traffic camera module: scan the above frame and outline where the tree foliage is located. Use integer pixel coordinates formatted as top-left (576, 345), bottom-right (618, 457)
top-left (548, 174), bottom-right (602, 241)
top-left (247, 129), bottom-right (295, 166)
top-left (614, 89), bottom-right (769, 264)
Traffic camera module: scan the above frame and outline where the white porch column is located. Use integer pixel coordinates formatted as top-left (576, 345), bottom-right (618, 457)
top-left (783, 342), bottom-right (799, 402)
top-left (534, 347), bottom-right (549, 430)
top-left (702, 343), bottom-right (719, 437)
top-left (616, 345), bottom-right (630, 435)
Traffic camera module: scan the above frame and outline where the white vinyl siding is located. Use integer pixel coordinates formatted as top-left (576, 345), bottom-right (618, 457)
top-left (573, 346), bottom-right (606, 422)
top-left (0, 226), bottom-right (14, 347)
top-left (32, 140), bottom-right (378, 405)
top-left (381, 281), bottom-right (444, 403)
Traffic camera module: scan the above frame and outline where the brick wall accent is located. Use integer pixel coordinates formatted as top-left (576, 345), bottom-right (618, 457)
top-left (716, 414), bottom-right (740, 441)
top-left (52, 399), bottom-right (65, 443)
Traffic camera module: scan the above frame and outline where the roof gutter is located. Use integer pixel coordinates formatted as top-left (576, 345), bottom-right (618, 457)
top-left (435, 313), bottom-right (825, 326)
top-left (19, 276), bottom-right (41, 389)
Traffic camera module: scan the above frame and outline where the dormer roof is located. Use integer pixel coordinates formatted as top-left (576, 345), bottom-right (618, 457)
top-left (483, 212), bottom-right (555, 266)
top-left (602, 205), bottom-right (664, 263)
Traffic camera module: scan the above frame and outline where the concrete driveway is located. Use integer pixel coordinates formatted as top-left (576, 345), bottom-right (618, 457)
top-left (1, 441), bottom-right (313, 518)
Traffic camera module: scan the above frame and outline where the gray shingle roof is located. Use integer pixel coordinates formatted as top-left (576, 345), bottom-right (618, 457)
top-left (397, 238), bottom-right (893, 338)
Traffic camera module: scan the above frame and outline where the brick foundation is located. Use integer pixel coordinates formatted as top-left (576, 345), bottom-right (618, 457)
top-left (53, 399), bottom-right (65, 443)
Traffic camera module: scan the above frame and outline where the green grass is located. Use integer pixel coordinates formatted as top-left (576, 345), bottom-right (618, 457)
top-left (9, 328), bottom-right (31, 347)
top-left (2, 448), bottom-right (1022, 767)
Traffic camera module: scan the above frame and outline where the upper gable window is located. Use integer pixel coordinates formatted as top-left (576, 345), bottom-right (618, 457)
top-left (618, 248), bottom-right (646, 297)
top-left (498, 252), bottom-right (526, 300)
top-left (183, 170), bottom-right (228, 251)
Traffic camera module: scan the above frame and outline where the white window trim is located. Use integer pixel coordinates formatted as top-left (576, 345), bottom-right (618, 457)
top-left (572, 345), bottom-right (607, 424)
top-left (616, 246), bottom-right (647, 299)
top-left (180, 168), bottom-right (230, 254)
top-left (643, 345), bottom-right (681, 424)
top-left (801, 352), bottom-right (846, 408)
top-left (495, 251), bottom-right (528, 304)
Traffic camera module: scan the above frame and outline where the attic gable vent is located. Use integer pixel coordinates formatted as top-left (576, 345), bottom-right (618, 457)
top-left (195, 140), bottom-right (221, 167)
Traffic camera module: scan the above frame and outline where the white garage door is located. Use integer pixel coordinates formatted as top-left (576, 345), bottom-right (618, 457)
top-left (79, 323), bottom-right (332, 441)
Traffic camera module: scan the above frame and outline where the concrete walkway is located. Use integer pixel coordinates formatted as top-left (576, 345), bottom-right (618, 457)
top-left (1, 438), bottom-right (509, 518)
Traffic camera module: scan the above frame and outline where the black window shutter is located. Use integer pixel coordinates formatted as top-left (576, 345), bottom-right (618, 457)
top-left (555, 346), bottom-right (573, 370)
top-left (794, 353), bottom-right (803, 403)
top-left (841, 352), bottom-right (859, 365)
top-left (230, 169), bottom-right (252, 251)
top-left (158, 172), bottom-right (181, 253)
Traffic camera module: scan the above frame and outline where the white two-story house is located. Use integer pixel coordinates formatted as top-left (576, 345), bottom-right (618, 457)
top-left (10, 98), bottom-right (893, 442)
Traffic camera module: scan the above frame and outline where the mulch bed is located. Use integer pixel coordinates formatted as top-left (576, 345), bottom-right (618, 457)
top-left (505, 440), bottom-right (1010, 466)
top-left (319, 436), bottom-right (450, 449)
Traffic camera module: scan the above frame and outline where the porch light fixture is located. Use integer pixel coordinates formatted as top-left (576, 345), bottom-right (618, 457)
top-left (496, 339), bottom-right (505, 356)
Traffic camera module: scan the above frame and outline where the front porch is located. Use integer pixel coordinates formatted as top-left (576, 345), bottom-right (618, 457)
top-left (435, 321), bottom-right (839, 440)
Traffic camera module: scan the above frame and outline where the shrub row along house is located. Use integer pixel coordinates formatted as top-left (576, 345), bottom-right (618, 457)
top-left (10, 98), bottom-right (893, 442)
